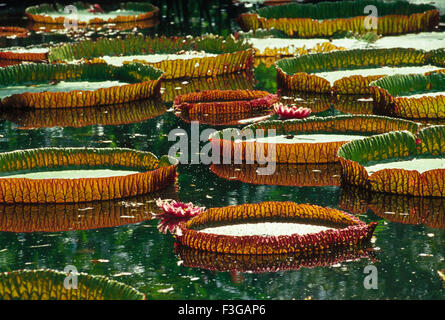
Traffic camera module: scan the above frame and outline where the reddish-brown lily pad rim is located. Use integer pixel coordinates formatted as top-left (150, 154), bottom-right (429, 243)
top-left (208, 114), bottom-right (422, 164)
top-left (0, 147), bottom-right (178, 204)
top-left (176, 201), bottom-right (377, 255)
top-left (25, 2), bottom-right (159, 25)
top-left (174, 89), bottom-right (279, 115)
top-left (337, 125), bottom-right (445, 197)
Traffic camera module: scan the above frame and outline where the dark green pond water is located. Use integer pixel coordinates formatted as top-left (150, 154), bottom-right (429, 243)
top-left (0, 0), bottom-right (443, 300)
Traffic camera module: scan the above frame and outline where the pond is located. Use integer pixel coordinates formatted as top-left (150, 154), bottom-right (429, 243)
top-left (0, 0), bottom-right (443, 300)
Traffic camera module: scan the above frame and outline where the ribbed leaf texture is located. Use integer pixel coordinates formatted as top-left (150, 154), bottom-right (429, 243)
top-left (338, 126), bottom-right (445, 197)
top-left (0, 269), bottom-right (145, 300)
top-left (0, 147), bottom-right (178, 203)
top-left (25, 2), bottom-right (159, 24)
top-left (275, 48), bottom-right (432, 94)
top-left (177, 201), bottom-right (377, 255)
top-left (237, 0), bottom-right (439, 37)
top-left (370, 72), bottom-right (445, 119)
top-left (209, 115), bottom-right (421, 164)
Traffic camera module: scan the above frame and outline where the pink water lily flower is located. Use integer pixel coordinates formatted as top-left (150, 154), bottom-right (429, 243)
top-left (156, 199), bottom-right (205, 218)
top-left (274, 103), bottom-right (312, 120)
top-left (88, 4), bottom-right (104, 13)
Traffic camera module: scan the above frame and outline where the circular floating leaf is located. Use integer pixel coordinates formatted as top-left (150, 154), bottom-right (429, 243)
top-left (237, 0), bottom-right (439, 37)
top-left (176, 201), bottom-right (377, 255)
top-left (0, 147), bottom-right (178, 204)
top-left (0, 269), bottom-right (145, 300)
top-left (25, 2), bottom-right (159, 25)
top-left (174, 89), bottom-right (278, 116)
top-left (209, 115), bottom-right (421, 164)
top-left (27, 18), bottom-right (159, 33)
top-left (0, 61), bottom-right (164, 109)
top-left (48, 35), bottom-right (254, 80)
top-left (371, 72), bottom-right (445, 119)
top-left (275, 48), bottom-right (435, 94)
top-left (338, 125), bottom-right (445, 197)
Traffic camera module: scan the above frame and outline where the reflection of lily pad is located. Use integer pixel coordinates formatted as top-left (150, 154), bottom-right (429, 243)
top-left (250, 38), bottom-right (346, 57)
top-left (176, 201), bottom-right (377, 254)
top-left (371, 72), bottom-right (445, 119)
top-left (161, 71), bottom-right (255, 103)
top-left (339, 186), bottom-right (445, 229)
top-left (0, 185), bottom-right (176, 232)
top-left (333, 94), bottom-right (374, 115)
top-left (27, 19), bottom-right (159, 33)
top-left (279, 91), bottom-right (332, 114)
top-left (0, 61), bottom-right (164, 109)
top-left (48, 35), bottom-right (253, 80)
top-left (209, 115), bottom-right (421, 164)
top-left (177, 109), bottom-right (273, 126)
top-left (0, 27), bottom-right (29, 38)
top-left (25, 2), bottom-right (159, 25)
top-left (210, 163), bottom-right (341, 186)
top-left (176, 245), bottom-right (375, 273)
top-left (338, 125), bottom-right (445, 197)
top-left (276, 48), bottom-right (439, 94)
top-left (237, 0), bottom-right (439, 37)
top-left (280, 91), bottom-right (374, 115)
top-left (0, 269), bottom-right (145, 300)
top-left (0, 148), bottom-right (178, 204)
top-left (0, 99), bottom-right (166, 129)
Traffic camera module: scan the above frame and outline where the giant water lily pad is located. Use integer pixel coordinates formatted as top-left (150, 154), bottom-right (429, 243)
top-left (0, 147), bottom-right (178, 204)
top-left (174, 90), bottom-right (278, 115)
top-left (174, 89), bottom-right (278, 125)
top-left (0, 99), bottom-right (166, 129)
top-left (0, 46), bottom-right (48, 62)
top-left (0, 269), bottom-right (145, 300)
top-left (209, 115), bottom-right (421, 164)
top-left (275, 48), bottom-right (441, 94)
top-left (236, 0), bottom-right (439, 37)
top-left (210, 163), bottom-right (341, 187)
top-left (176, 245), bottom-right (375, 273)
top-left (371, 71), bottom-right (445, 119)
top-left (48, 35), bottom-right (254, 80)
top-left (338, 125), bottom-right (445, 197)
top-left (25, 2), bottom-right (159, 25)
top-left (0, 61), bottom-right (163, 109)
top-left (176, 201), bottom-right (377, 255)
top-left (27, 17), bottom-right (159, 33)
top-left (246, 30), bottom-right (445, 57)
top-left (339, 186), bottom-right (445, 229)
